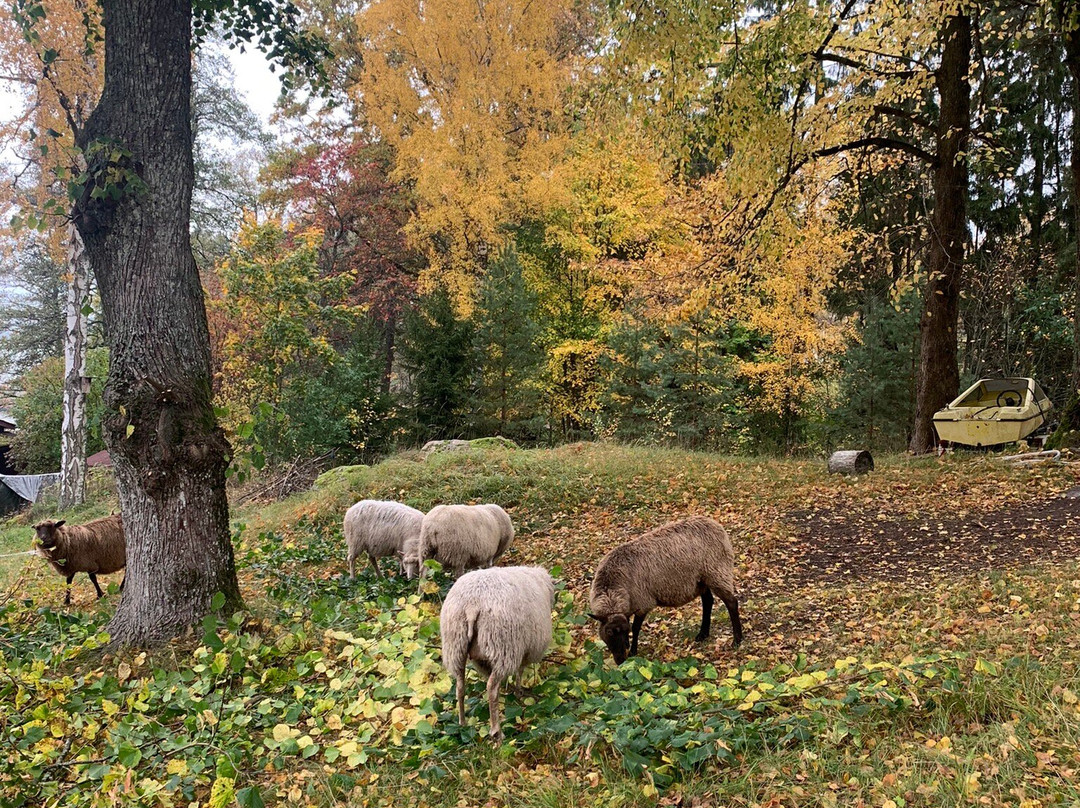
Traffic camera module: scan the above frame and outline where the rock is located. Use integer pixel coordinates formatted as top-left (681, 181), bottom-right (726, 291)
top-left (421, 439), bottom-right (473, 458)
top-left (421, 437), bottom-right (522, 459)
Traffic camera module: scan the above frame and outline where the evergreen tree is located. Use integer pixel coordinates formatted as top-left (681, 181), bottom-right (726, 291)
top-left (826, 292), bottom-right (920, 451)
top-left (473, 248), bottom-right (545, 440)
top-left (599, 304), bottom-right (762, 450)
top-left (0, 245), bottom-right (65, 378)
top-left (8, 349), bottom-right (109, 474)
top-left (401, 288), bottom-right (477, 440)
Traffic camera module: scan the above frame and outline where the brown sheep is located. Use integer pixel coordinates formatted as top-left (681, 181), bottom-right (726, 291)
top-left (33, 515), bottom-right (126, 606)
top-left (588, 516), bottom-right (742, 664)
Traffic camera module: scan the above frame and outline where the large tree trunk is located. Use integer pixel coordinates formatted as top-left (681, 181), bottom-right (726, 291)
top-left (1049, 18), bottom-right (1080, 448)
top-left (74, 0), bottom-right (241, 645)
top-left (909, 12), bottom-right (972, 454)
top-left (60, 222), bottom-right (90, 507)
top-left (1068, 26), bottom-right (1080, 389)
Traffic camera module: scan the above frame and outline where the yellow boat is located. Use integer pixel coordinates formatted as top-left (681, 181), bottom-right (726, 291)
top-left (932, 377), bottom-right (1053, 447)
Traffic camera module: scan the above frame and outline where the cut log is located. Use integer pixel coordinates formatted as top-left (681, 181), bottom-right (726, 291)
top-left (828, 450), bottom-right (874, 475)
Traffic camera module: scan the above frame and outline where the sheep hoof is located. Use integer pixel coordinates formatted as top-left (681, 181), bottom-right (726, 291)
top-left (694, 632), bottom-right (710, 642)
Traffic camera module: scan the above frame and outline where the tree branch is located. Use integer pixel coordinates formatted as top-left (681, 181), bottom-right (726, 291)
top-left (814, 136), bottom-right (938, 166)
top-left (873, 105), bottom-right (935, 131)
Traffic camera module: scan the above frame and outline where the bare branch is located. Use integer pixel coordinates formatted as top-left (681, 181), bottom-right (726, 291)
top-left (874, 104), bottom-right (935, 131)
top-left (814, 136), bottom-right (938, 166)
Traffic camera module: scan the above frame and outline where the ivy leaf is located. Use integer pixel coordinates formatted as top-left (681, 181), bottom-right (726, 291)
top-left (236, 787), bottom-right (266, 808)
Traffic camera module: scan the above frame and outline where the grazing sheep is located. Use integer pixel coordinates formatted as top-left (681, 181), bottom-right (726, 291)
top-left (344, 500), bottom-right (425, 579)
top-left (33, 515), bottom-right (126, 606)
top-left (589, 516), bottom-right (742, 664)
top-left (415, 504), bottom-right (514, 582)
top-left (401, 536), bottom-right (421, 580)
top-left (440, 566), bottom-right (555, 742)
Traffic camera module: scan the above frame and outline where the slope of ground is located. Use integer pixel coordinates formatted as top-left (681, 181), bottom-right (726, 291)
top-left (1, 444), bottom-right (1078, 808)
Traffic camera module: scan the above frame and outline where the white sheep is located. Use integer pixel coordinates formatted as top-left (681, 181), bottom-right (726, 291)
top-left (343, 500), bottom-right (425, 579)
top-left (439, 565), bottom-right (555, 742)
top-left (409, 504), bottom-right (514, 582)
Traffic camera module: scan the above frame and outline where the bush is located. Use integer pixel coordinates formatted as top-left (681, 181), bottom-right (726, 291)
top-left (8, 349), bottom-right (108, 473)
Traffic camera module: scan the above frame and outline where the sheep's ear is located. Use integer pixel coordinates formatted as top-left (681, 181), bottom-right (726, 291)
top-left (54, 520), bottom-right (65, 529)
top-left (587, 613), bottom-right (602, 622)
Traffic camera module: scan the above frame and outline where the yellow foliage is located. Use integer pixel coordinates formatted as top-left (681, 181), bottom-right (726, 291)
top-left (352, 0), bottom-right (572, 286)
top-left (547, 339), bottom-right (610, 429)
top-left (0, 0), bottom-right (103, 258)
top-left (686, 166), bottom-right (855, 415)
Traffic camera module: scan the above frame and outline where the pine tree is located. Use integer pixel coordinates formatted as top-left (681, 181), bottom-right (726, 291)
top-left (473, 248), bottom-right (545, 439)
top-left (401, 288), bottom-right (478, 440)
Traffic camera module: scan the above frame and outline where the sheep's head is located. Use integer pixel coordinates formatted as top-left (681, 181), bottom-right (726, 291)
top-left (591, 613), bottom-right (631, 664)
top-left (401, 538), bottom-right (421, 579)
top-left (33, 520), bottom-right (65, 551)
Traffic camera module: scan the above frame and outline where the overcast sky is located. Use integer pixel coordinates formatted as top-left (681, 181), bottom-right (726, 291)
top-left (227, 46), bottom-right (283, 126)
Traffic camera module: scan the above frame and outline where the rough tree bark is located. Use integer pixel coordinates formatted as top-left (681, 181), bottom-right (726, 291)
top-left (60, 221), bottom-right (90, 508)
top-left (909, 12), bottom-right (972, 454)
top-left (1048, 12), bottom-right (1080, 447)
top-left (73, 0), bottom-right (241, 645)
top-left (1068, 22), bottom-right (1080, 389)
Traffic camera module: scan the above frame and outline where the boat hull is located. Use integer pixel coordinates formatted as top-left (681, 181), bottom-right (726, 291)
top-left (932, 377), bottom-right (1053, 447)
top-left (932, 412), bottom-right (1048, 447)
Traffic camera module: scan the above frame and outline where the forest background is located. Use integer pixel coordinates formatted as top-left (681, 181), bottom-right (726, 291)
top-left (2, 0), bottom-right (1078, 472)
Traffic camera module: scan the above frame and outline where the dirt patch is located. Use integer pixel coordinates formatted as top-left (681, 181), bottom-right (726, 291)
top-left (781, 494), bottom-right (1080, 586)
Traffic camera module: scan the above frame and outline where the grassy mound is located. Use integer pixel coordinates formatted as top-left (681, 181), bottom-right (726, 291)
top-left (1, 444), bottom-right (1079, 806)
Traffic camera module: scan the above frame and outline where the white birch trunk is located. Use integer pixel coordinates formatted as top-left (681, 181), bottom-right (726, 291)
top-left (60, 221), bottom-right (90, 508)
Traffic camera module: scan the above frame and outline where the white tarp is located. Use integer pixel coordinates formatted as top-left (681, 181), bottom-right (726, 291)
top-left (0, 473), bottom-right (59, 503)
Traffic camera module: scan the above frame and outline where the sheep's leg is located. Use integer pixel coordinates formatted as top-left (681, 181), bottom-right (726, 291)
top-left (486, 672), bottom-right (503, 743)
top-left (630, 614), bottom-right (644, 656)
top-left (119, 575), bottom-right (125, 593)
top-left (89, 573), bottom-right (104, 599)
top-left (370, 554), bottom-right (382, 579)
top-left (455, 672), bottom-right (467, 728)
top-left (508, 669), bottom-right (530, 697)
top-left (695, 588), bottom-right (713, 641)
top-left (64, 574), bottom-right (74, 606)
top-left (721, 593), bottom-right (743, 647)
top-left (348, 552), bottom-right (356, 580)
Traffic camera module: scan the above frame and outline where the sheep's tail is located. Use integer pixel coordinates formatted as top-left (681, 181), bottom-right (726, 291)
top-left (447, 607), bottom-right (477, 727)
top-left (444, 606), bottom-right (477, 676)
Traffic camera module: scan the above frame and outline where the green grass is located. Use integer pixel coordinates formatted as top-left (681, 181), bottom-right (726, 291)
top-left (1, 443), bottom-right (1078, 807)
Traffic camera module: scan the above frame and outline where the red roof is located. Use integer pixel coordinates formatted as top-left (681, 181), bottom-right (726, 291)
top-left (87, 450), bottom-right (113, 467)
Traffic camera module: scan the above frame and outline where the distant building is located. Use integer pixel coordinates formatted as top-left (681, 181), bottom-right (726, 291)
top-left (87, 449), bottom-right (113, 467)
top-left (0, 411), bottom-right (16, 476)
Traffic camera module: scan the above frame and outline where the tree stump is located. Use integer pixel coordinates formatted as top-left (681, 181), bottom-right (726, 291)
top-left (827, 450), bottom-right (874, 475)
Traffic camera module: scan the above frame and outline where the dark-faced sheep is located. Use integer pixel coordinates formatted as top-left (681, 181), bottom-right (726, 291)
top-left (411, 504), bottom-right (514, 583)
top-left (344, 500), bottom-right (425, 578)
top-left (440, 565), bottom-right (555, 742)
top-left (33, 515), bottom-right (126, 606)
top-left (589, 516), bottom-right (742, 664)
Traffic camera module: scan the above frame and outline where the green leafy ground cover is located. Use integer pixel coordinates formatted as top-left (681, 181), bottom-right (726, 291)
top-left (1, 444), bottom-right (1078, 807)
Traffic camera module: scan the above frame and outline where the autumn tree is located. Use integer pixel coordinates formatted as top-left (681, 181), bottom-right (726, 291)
top-left (16, 0), bottom-right (326, 645)
top-left (215, 217), bottom-right (390, 462)
top-left (3, 0), bottom-right (103, 505)
top-left (261, 138), bottom-right (423, 390)
top-left (350, 0), bottom-right (574, 294)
